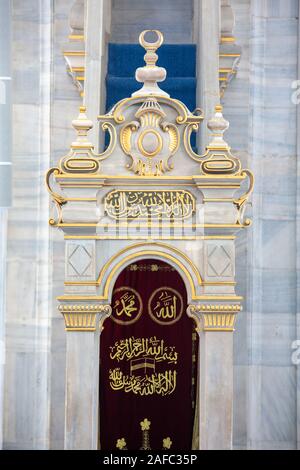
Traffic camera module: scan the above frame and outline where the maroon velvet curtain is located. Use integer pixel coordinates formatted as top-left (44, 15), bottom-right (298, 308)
top-left (99, 259), bottom-right (198, 451)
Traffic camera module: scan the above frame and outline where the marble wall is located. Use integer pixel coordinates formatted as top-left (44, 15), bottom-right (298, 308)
top-left (224, 0), bottom-right (299, 449)
top-left (2, 0), bottom-right (300, 450)
top-left (110, 0), bottom-right (194, 43)
top-left (3, 0), bottom-right (53, 449)
top-left (3, 0), bottom-right (80, 449)
top-left (49, 0), bottom-right (81, 450)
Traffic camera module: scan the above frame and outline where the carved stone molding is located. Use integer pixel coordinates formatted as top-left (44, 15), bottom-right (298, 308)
top-left (219, 0), bottom-right (242, 98)
top-left (63, 0), bottom-right (85, 98)
top-left (187, 304), bottom-right (241, 332)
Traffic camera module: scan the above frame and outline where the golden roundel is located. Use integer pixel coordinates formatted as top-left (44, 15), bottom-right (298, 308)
top-left (148, 287), bottom-right (183, 326)
top-left (137, 129), bottom-right (163, 158)
top-left (111, 287), bottom-right (143, 325)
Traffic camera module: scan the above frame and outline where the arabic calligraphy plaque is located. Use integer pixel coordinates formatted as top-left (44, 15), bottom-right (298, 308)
top-left (104, 190), bottom-right (195, 220)
top-left (111, 287), bottom-right (143, 325)
top-left (148, 287), bottom-right (183, 326)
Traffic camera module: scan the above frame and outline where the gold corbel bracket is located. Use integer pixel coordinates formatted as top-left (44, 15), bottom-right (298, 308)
top-left (58, 304), bottom-right (112, 332)
top-left (45, 167), bottom-right (67, 226)
top-left (233, 169), bottom-right (254, 227)
top-left (187, 304), bottom-right (241, 332)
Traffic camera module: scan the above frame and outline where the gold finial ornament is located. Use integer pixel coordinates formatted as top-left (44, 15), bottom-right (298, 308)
top-left (207, 104), bottom-right (230, 150)
top-left (140, 418), bottom-right (151, 450)
top-left (71, 106), bottom-right (94, 149)
top-left (197, 104), bottom-right (242, 176)
top-left (215, 104), bottom-right (223, 113)
top-left (139, 29), bottom-right (164, 66)
top-left (133, 30), bottom-right (169, 97)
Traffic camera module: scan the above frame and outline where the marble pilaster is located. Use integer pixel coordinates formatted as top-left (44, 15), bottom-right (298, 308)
top-left (0, 0), bottom-right (12, 450)
top-left (84, 0), bottom-right (111, 150)
top-left (296, 0), bottom-right (300, 451)
top-left (49, 0), bottom-right (82, 449)
top-left (0, 210), bottom-right (8, 449)
top-left (188, 305), bottom-right (239, 450)
top-left (61, 305), bottom-right (111, 450)
top-left (194, 0), bottom-right (220, 152)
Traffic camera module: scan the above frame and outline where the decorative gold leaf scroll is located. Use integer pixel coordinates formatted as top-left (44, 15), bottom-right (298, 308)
top-left (104, 190), bottom-right (195, 220)
top-left (119, 97), bottom-right (180, 176)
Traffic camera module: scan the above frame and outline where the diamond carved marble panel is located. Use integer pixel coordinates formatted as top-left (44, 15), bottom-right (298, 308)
top-left (67, 243), bottom-right (94, 278)
top-left (206, 244), bottom-right (233, 278)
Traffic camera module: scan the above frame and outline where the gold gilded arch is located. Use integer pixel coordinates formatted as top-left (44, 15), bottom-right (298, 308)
top-left (96, 242), bottom-right (202, 301)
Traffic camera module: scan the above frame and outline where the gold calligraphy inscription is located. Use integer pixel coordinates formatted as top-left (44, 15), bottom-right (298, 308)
top-left (109, 336), bottom-right (178, 396)
top-left (148, 287), bottom-right (183, 326)
top-left (109, 368), bottom-right (177, 396)
top-left (109, 336), bottom-right (178, 364)
top-left (104, 190), bottom-right (195, 220)
top-left (111, 287), bottom-right (143, 325)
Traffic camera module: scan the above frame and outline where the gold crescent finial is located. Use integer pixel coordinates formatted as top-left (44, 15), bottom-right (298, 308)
top-left (139, 30), bottom-right (164, 51)
top-left (133, 30), bottom-right (169, 97)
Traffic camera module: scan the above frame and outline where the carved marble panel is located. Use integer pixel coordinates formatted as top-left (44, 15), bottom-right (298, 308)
top-left (66, 241), bottom-right (95, 279)
top-left (205, 242), bottom-right (234, 279)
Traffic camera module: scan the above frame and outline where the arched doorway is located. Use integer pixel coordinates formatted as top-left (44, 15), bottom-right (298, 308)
top-left (99, 259), bottom-right (198, 450)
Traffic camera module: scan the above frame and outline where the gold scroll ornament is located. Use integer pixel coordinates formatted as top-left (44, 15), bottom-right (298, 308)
top-left (120, 97), bottom-right (180, 176)
top-left (104, 190), bottom-right (195, 220)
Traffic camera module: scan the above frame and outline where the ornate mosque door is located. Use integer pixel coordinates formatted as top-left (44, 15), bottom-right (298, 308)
top-left (100, 259), bottom-right (198, 450)
top-left (46, 30), bottom-right (253, 450)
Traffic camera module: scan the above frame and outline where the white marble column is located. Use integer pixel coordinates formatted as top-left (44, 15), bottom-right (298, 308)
top-left (296, 0), bottom-right (300, 451)
top-left (194, 0), bottom-right (220, 152)
top-left (65, 331), bottom-right (100, 449)
top-left (0, 0), bottom-right (12, 450)
top-left (0, 210), bottom-right (8, 450)
top-left (61, 305), bottom-right (111, 450)
top-left (188, 305), bottom-right (239, 449)
top-left (84, 0), bottom-right (111, 150)
top-left (199, 331), bottom-right (233, 449)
